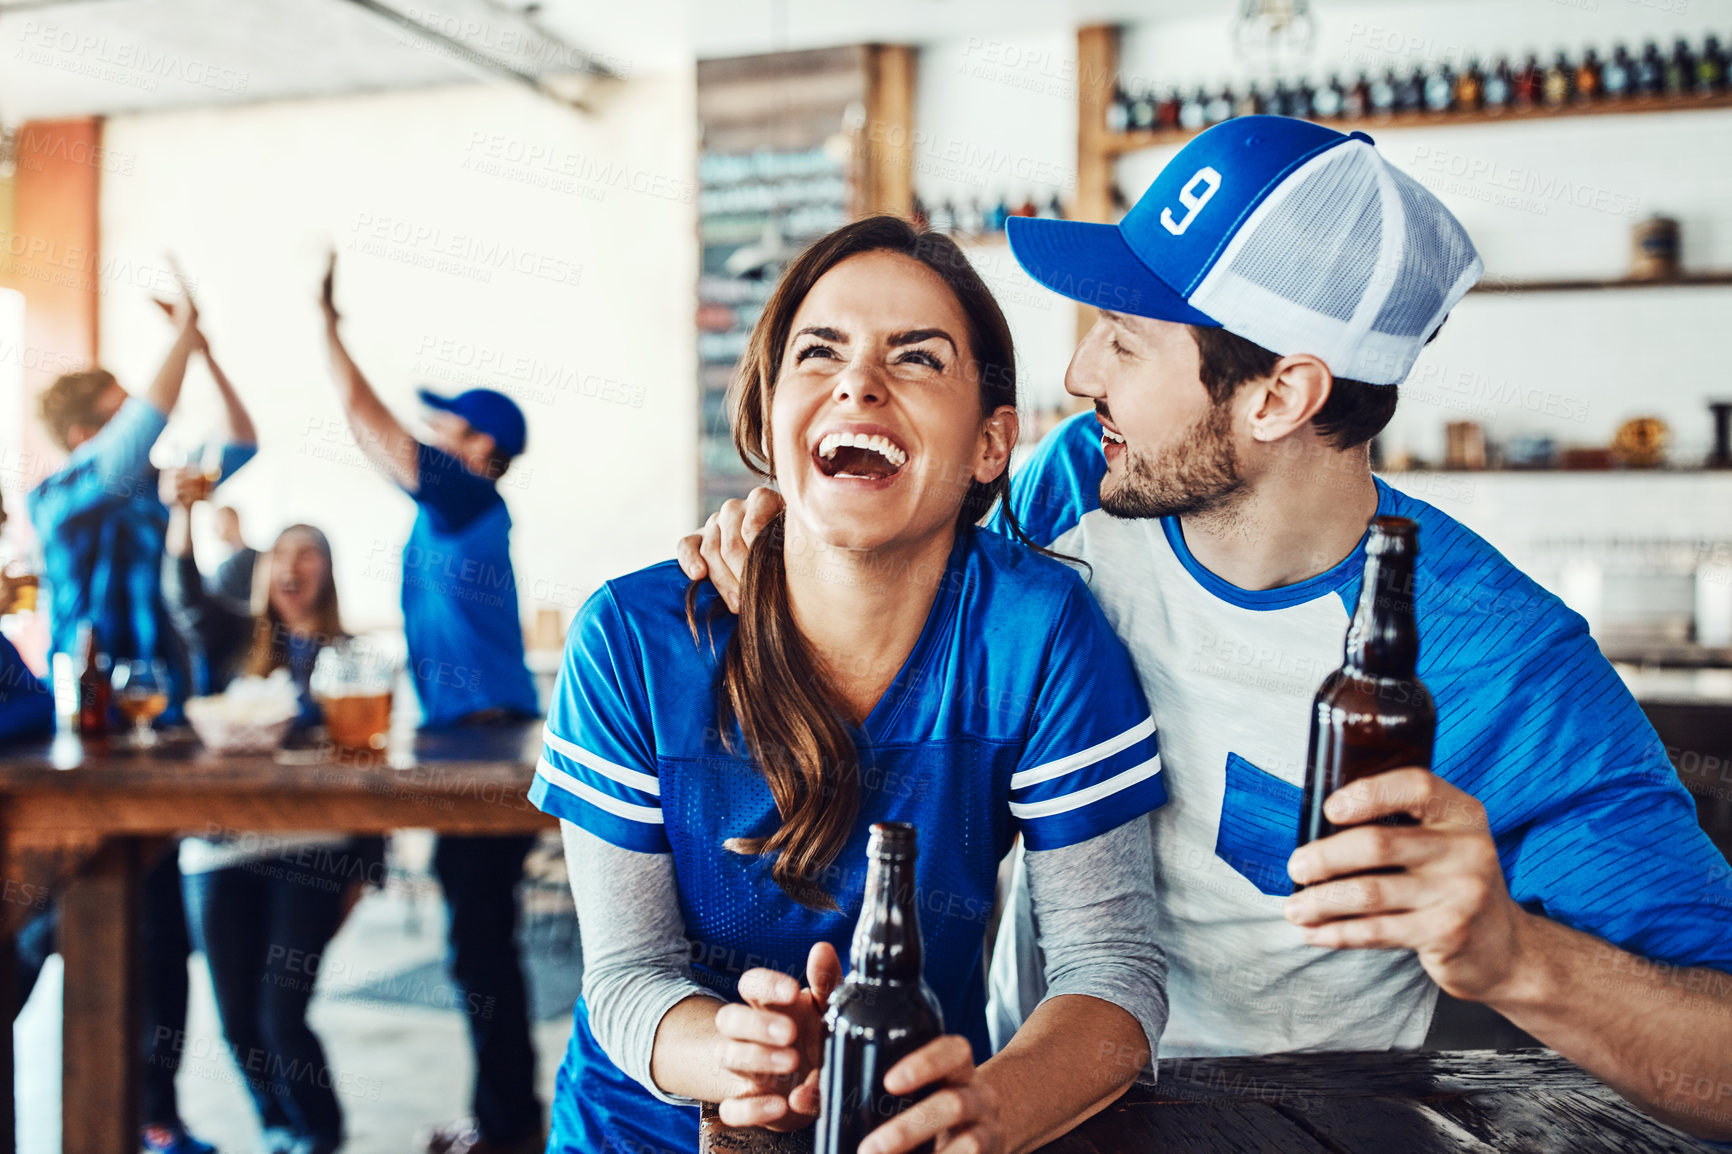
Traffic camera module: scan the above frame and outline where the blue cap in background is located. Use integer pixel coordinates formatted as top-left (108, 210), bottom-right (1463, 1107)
top-left (417, 387), bottom-right (528, 458)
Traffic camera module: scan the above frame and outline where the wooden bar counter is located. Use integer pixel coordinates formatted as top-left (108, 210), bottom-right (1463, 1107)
top-left (700, 1049), bottom-right (1725, 1153)
top-left (0, 722), bottom-right (554, 1154)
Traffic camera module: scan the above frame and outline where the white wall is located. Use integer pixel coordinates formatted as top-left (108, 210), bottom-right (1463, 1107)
top-left (99, 76), bottom-right (697, 632)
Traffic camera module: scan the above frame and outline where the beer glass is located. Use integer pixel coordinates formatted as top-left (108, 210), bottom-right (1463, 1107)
top-left (312, 637), bottom-right (397, 752)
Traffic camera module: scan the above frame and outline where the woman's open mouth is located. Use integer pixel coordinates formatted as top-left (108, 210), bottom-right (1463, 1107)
top-left (814, 431), bottom-right (908, 481)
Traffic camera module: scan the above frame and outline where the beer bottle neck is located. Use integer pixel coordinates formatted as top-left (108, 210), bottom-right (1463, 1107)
top-left (1345, 544), bottom-right (1418, 679)
top-left (850, 853), bottom-right (923, 982)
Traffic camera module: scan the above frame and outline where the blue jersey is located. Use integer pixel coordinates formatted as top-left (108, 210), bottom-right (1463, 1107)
top-left (28, 397), bottom-right (255, 712)
top-left (400, 444), bottom-right (537, 726)
top-left (0, 635), bottom-right (52, 746)
top-left (991, 412), bottom-right (1732, 1057)
top-left (529, 527), bottom-right (1166, 1151)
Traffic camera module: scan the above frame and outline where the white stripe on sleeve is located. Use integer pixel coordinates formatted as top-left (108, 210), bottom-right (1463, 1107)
top-left (1008, 755), bottom-right (1162, 820)
top-left (536, 757), bottom-right (665, 824)
top-left (1010, 716), bottom-right (1156, 791)
top-left (543, 725), bottom-right (661, 796)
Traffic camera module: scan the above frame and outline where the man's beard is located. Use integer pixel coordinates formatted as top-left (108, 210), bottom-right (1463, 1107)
top-left (1099, 400), bottom-right (1245, 520)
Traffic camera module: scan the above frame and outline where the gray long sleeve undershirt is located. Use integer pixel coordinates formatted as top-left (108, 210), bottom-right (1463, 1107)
top-left (561, 817), bottom-right (1166, 1104)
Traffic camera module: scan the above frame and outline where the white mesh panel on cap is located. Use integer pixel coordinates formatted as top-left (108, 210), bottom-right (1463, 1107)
top-left (1370, 165), bottom-right (1482, 342)
top-left (1189, 139), bottom-right (1482, 386)
top-left (1209, 145), bottom-right (1382, 323)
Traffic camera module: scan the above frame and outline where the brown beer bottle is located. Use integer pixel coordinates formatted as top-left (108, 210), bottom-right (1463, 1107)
top-left (815, 822), bottom-right (943, 1154)
top-left (75, 622), bottom-right (113, 737)
top-left (1297, 517), bottom-right (1434, 850)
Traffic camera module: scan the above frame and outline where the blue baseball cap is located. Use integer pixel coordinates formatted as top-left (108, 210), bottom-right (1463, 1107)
top-left (1008, 115), bottom-right (1482, 386)
top-left (417, 387), bottom-right (527, 458)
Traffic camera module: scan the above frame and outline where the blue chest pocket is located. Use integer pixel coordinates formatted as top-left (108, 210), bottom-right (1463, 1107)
top-left (1214, 753), bottom-right (1302, 897)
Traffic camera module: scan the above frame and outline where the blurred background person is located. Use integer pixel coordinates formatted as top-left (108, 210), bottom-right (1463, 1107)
top-left (23, 290), bottom-right (256, 1154)
top-left (162, 469), bottom-right (359, 1154)
top-left (319, 254), bottom-right (543, 1154)
top-left (0, 487), bottom-right (52, 746)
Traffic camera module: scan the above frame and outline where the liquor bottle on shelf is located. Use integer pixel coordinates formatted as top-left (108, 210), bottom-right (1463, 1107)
top-left (1289, 77), bottom-right (1316, 119)
top-left (1314, 74), bottom-right (1346, 118)
top-left (1106, 81), bottom-right (1130, 133)
top-left (1130, 85), bottom-right (1156, 131)
top-left (1482, 57), bottom-right (1513, 109)
top-left (1541, 51), bottom-right (1572, 107)
top-left (957, 198), bottom-right (984, 235)
top-left (1603, 43), bottom-right (1634, 99)
top-left (1513, 54), bottom-right (1542, 107)
top-left (1045, 193), bottom-right (1064, 220)
top-left (1157, 87), bottom-right (1181, 130)
top-left (1454, 59), bottom-right (1483, 111)
top-left (1395, 67), bottom-right (1424, 112)
top-left (1636, 41), bottom-right (1665, 96)
top-left (1346, 72), bottom-right (1371, 118)
top-left (1574, 47), bottom-right (1602, 102)
top-left (1266, 79), bottom-right (1292, 118)
top-left (1423, 64), bottom-right (1455, 112)
top-left (1368, 69), bottom-right (1397, 115)
top-left (1234, 84), bottom-right (1263, 118)
top-left (929, 200), bottom-right (955, 232)
top-left (1205, 86), bottom-right (1234, 125)
top-left (1698, 35), bottom-right (1727, 93)
top-left (1664, 38), bottom-right (1694, 96)
top-left (984, 195), bottom-right (1008, 233)
top-left (1017, 194), bottom-right (1039, 219)
top-left (1179, 87), bottom-right (1207, 130)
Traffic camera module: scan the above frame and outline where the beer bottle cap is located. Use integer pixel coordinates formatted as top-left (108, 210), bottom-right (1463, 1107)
top-left (867, 822), bottom-right (918, 860)
top-left (1369, 515), bottom-right (1418, 552)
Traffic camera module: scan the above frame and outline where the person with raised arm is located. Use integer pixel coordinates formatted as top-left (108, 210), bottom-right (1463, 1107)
top-left (27, 284), bottom-right (256, 1154)
top-left (162, 468), bottom-right (355, 1154)
top-left (319, 254), bottom-right (543, 1154)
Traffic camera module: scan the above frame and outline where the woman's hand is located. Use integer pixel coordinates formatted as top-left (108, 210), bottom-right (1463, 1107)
top-left (715, 941), bottom-right (843, 1130)
top-left (860, 1036), bottom-right (1005, 1154)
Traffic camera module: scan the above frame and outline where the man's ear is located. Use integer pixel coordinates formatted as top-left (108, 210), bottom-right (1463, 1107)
top-left (1244, 355), bottom-right (1332, 444)
top-left (974, 405), bottom-right (1019, 485)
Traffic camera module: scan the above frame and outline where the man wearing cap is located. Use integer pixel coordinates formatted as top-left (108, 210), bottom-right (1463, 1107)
top-left (321, 256), bottom-right (543, 1154)
top-left (682, 117), bottom-right (1732, 1139)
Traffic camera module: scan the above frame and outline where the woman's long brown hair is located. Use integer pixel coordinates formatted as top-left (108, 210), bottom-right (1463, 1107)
top-left (690, 215), bottom-right (1056, 909)
top-left (245, 524), bottom-right (346, 677)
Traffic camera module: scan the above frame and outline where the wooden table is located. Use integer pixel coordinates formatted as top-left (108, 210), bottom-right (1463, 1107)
top-left (0, 723), bottom-right (554, 1154)
top-left (702, 1049), bottom-right (1725, 1153)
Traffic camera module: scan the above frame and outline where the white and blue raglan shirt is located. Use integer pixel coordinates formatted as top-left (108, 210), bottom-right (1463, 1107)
top-left (528, 526), bottom-right (1166, 1151)
top-left (992, 411), bottom-right (1732, 1058)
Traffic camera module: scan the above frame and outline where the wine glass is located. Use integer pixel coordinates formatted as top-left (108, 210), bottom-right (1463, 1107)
top-left (112, 659), bottom-right (169, 749)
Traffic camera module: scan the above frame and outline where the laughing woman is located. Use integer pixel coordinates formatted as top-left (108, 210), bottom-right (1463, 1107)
top-left (531, 217), bottom-right (1167, 1153)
